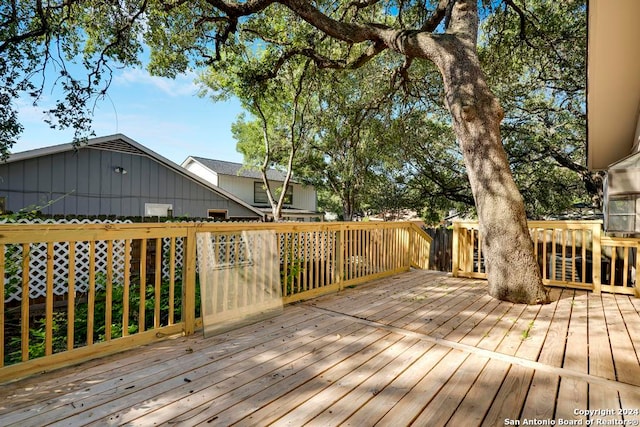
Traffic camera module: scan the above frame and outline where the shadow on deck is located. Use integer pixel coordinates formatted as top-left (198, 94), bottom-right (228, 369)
top-left (1, 270), bottom-right (639, 426)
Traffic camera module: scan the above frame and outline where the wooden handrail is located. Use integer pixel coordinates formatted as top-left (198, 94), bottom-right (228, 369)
top-left (0, 220), bottom-right (432, 383)
top-left (451, 220), bottom-right (640, 297)
top-left (409, 223), bottom-right (432, 269)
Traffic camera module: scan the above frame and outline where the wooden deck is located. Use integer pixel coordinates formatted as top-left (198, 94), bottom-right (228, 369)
top-left (1, 270), bottom-right (639, 426)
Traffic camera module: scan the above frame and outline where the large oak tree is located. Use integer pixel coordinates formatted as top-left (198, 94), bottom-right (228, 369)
top-left (1, 0), bottom-right (551, 303)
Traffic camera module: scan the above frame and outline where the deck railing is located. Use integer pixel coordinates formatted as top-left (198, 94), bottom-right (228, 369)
top-left (0, 221), bottom-right (431, 382)
top-left (453, 220), bottom-right (640, 298)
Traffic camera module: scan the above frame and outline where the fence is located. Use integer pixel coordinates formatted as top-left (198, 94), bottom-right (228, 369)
top-left (0, 221), bottom-right (431, 382)
top-left (452, 220), bottom-right (640, 297)
top-left (425, 227), bottom-right (453, 271)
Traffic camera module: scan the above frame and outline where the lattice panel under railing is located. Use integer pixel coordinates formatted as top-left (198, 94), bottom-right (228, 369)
top-left (162, 236), bottom-right (185, 280)
top-left (193, 231), bottom-right (337, 272)
top-left (3, 218), bottom-right (132, 302)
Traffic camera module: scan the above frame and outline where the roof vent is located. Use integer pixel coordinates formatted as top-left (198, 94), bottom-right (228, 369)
top-left (89, 139), bottom-right (147, 156)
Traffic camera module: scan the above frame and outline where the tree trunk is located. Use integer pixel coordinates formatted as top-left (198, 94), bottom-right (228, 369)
top-left (342, 196), bottom-right (354, 221)
top-left (435, 36), bottom-right (548, 304)
top-left (271, 205), bottom-right (282, 222)
top-left (272, 0), bottom-right (550, 303)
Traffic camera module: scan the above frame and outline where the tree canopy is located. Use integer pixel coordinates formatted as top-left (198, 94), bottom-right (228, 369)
top-left (217, 0), bottom-right (591, 221)
top-left (2, 0), bottom-right (591, 219)
top-left (1, 0), bottom-right (485, 154)
top-left (394, 0), bottom-right (592, 221)
top-left (1, 0), bottom-right (592, 303)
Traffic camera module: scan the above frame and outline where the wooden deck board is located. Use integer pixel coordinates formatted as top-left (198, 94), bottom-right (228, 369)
top-left (0, 307), bottom-right (320, 413)
top-left (588, 292), bottom-right (622, 423)
top-left (177, 330), bottom-right (402, 426)
top-left (340, 345), bottom-right (452, 426)
top-left (375, 348), bottom-right (470, 426)
top-left (521, 290), bottom-right (574, 420)
top-left (589, 293), bottom-right (618, 381)
top-left (1, 270), bottom-right (639, 427)
top-left (269, 337), bottom-right (423, 426)
top-left (615, 294), bottom-right (640, 367)
top-left (1, 307), bottom-right (321, 421)
top-left (437, 296), bottom-right (501, 344)
top-left (516, 288), bottom-right (563, 362)
top-left (13, 311), bottom-right (356, 426)
top-left (411, 353), bottom-right (491, 427)
top-left (304, 340), bottom-right (435, 427)
top-left (603, 293), bottom-right (640, 386)
top-left (376, 278), bottom-right (474, 327)
top-left (404, 283), bottom-right (489, 336)
top-left (512, 303), bottom-right (560, 421)
top-left (446, 358), bottom-right (512, 426)
top-left (481, 364), bottom-right (536, 426)
top-left (107, 324), bottom-right (387, 425)
top-left (556, 290), bottom-right (589, 421)
top-left (495, 302), bottom-right (542, 358)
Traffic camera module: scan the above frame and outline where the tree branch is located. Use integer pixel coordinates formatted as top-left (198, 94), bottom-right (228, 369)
top-left (281, 0), bottom-right (382, 44)
top-left (0, 0), bottom-right (49, 52)
top-left (417, 0), bottom-right (448, 32)
top-left (446, 0), bottom-right (478, 42)
top-left (502, 0), bottom-right (535, 48)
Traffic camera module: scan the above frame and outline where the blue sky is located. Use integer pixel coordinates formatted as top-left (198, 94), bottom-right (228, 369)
top-left (13, 67), bottom-right (247, 165)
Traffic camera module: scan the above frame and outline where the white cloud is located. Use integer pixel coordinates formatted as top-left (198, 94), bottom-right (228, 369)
top-left (12, 64), bottom-right (243, 164)
top-left (114, 68), bottom-right (199, 97)
top-left (15, 98), bottom-right (48, 124)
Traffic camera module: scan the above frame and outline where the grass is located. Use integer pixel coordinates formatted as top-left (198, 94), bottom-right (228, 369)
top-left (521, 320), bottom-right (535, 340)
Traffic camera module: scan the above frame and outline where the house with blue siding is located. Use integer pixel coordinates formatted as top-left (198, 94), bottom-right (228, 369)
top-left (0, 134), bottom-right (265, 221)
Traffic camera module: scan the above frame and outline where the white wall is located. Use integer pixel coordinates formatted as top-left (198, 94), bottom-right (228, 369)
top-left (184, 161), bottom-right (219, 186)
top-left (219, 175), bottom-right (317, 211)
top-left (184, 160), bottom-right (318, 211)
top-left (218, 174), bottom-right (255, 204)
top-left (292, 183), bottom-right (317, 211)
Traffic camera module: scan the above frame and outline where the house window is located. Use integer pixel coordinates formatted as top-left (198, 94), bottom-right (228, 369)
top-left (145, 203), bottom-right (173, 217)
top-left (607, 196), bottom-right (637, 232)
top-left (254, 182), bottom-right (293, 205)
top-left (254, 182), bottom-right (269, 204)
top-left (207, 209), bottom-right (228, 220)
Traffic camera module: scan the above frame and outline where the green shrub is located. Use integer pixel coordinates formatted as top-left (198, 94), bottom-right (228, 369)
top-left (3, 278), bottom-right (201, 366)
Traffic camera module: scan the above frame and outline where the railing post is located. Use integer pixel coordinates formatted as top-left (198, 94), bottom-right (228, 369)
top-left (0, 244), bottom-right (4, 368)
top-left (592, 222), bottom-right (602, 295)
top-left (183, 225), bottom-right (197, 335)
top-left (425, 229), bottom-right (431, 269)
top-left (336, 224), bottom-right (345, 290)
top-left (451, 222), bottom-right (460, 277)
top-left (636, 241), bottom-right (640, 298)
top-left (407, 224), bottom-right (413, 269)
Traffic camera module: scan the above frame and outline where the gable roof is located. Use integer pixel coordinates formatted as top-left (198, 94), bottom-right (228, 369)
top-left (6, 134), bottom-right (266, 219)
top-left (186, 157), bottom-right (290, 182)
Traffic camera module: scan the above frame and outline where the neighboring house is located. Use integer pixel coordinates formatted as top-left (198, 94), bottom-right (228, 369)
top-left (181, 157), bottom-right (322, 221)
top-left (0, 134), bottom-right (265, 221)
